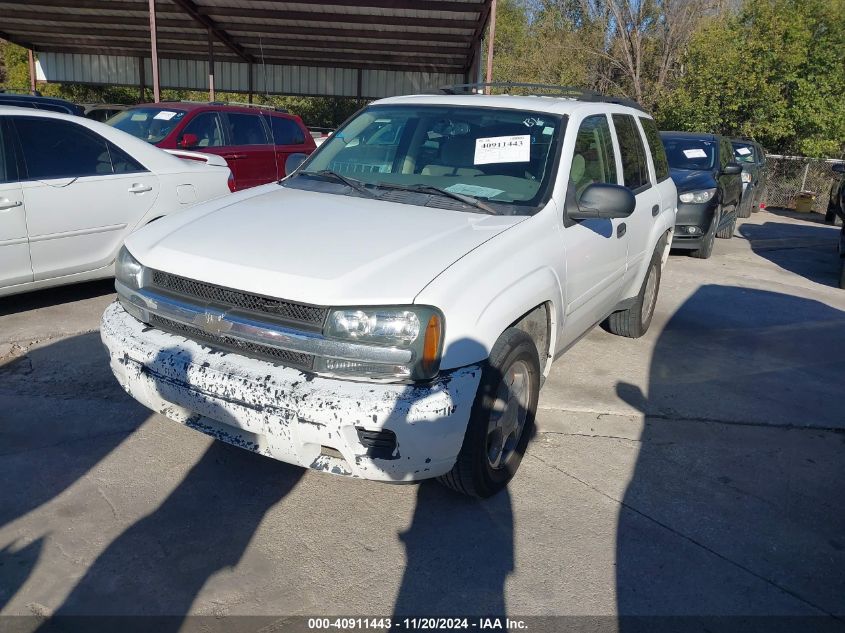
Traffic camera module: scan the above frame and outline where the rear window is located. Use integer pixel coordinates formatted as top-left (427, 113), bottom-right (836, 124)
top-left (732, 142), bottom-right (757, 164)
top-left (662, 137), bottom-right (716, 171)
top-left (612, 114), bottom-right (651, 191)
top-left (108, 107), bottom-right (187, 144)
top-left (227, 113), bottom-right (270, 145)
top-left (639, 117), bottom-right (669, 182)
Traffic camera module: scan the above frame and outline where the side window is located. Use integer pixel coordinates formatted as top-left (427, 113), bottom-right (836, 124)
top-left (569, 114), bottom-right (618, 198)
top-left (181, 112), bottom-right (225, 148)
top-left (638, 117), bottom-right (669, 182)
top-left (107, 141), bottom-right (147, 174)
top-left (720, 139), bottom-right (732, 169)
top-left (611, 114), bottom-right (650, 192)
top-left (0, 121), bottom-right (14, 183)
top-left (270, 116), bottom-right (306, 145)
top-left (14, 117), bottom-right (113, 179)
top-left (226, 113), bottom-right (270, 146)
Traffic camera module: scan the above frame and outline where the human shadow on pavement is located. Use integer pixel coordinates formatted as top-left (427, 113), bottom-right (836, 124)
top-left (0, 333), bottom-right (149, 611)
top-left (37, 346), bottom-right (304, 632)
top-left (615, 285), bottom-right (845, 631)
top-left (0, 279), bottom-right (114, 317)
top-left (739, 221), bottom-right (841, 287)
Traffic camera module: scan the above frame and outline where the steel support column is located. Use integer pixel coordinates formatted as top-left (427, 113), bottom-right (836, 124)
top-left (207, 27), bottom-right (215, 101)
top-left (138, 56), bottom-right (146, 101)
top-left (27, 49), bottom-right (36, 93)
top-left (148, 0), bottom-right (161, 102)
top-left (484, 0), bottom-right (497, 93)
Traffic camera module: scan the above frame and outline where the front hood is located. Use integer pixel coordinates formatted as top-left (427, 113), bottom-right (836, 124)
top-left (670, 168), bottom-right (717, 193)
top-left (126, 186), bottom-right (525, 306)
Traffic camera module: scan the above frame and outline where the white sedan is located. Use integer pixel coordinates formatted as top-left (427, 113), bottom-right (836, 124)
top-left (0, 106), bottom-right (233, 298)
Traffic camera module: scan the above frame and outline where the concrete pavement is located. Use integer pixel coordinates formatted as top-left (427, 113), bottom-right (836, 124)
top-left (1, 209), bottom-right (843, 626)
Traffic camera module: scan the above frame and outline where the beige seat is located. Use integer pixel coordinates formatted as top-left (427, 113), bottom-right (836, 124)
top-left (421, 137), bottom-right (484, 177)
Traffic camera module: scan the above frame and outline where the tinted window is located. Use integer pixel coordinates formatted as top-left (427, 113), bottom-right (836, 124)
top-left (270, 116), bottom-right (306, 145)
top-left (732, 141), bottom-right (756, 164)
top-left (181, 112), bottom-right (225, 148)
top-left (570, 115), bottom-right (617, 199)
top-left (108, 107), bottom-right (187, 144)
top-left (639, 117), bottom-right (669, 181)
top-left (15, 117), bottom-right (113, 179)
top-left (107, 142), bottom-right (146, 173)
top-left (662, 137), bottom-right (716, 170)
top-left (227, 113), bottom-right (269, 145)
top-left (612, 114), bottom-right (650, 191)
top-left (0, 122), bottom-right (15, 183)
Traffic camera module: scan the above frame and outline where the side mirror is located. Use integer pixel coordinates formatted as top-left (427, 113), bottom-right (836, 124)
top-left (284, 152), bottom-right (308, 176)
top-left (569, 183), bottom-right (636, 220)
top-left (832, 163), bottom-right (845, 174)
top-left (178, 133), bottom-right (199, 149)
top-left (723, 163), bottom-right (743, 175)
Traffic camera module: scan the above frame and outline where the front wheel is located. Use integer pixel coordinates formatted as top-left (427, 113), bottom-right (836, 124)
top-left (438, 329), bottom-right (540, 498)
top-left (717, 214), bottom-right (736, 239)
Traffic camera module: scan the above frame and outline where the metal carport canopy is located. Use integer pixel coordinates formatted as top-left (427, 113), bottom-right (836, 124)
top-left (0, 0), bottom-right (493, 99)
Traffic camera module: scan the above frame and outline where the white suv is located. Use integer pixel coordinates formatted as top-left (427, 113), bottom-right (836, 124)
top-left (102, 87), bottom-right (677, 497)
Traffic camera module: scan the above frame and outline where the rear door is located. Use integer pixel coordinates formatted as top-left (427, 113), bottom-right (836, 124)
top-left (719, 137), bottom-right (742, 212)
top-left (0, 118), bottom-right (31, 288)
top-left (221, 111), bottom-right (277, 190)
top-left (12, 116), bottom-right (160, 280)
top-left (266, 114), bottom-right (314, 178)
top-left (638, 116), bottom-right (675, 233)
top-left (611, 113), bottom-right (662, 285)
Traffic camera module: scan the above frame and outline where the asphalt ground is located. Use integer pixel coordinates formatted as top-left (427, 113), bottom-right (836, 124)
top-left (1, 207), bottom-right (843, 631)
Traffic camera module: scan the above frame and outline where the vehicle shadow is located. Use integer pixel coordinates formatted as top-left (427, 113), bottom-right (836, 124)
top-left (615, 285), bottom-right (845, 629)
top-left (37, 346), bottom-right (303, 632)
top-left (0, 333), bottom-right (149, 611)
top-left (0, 279), bottom-right (115, 317)
top-left (739, 221), bottom-right (840, 287)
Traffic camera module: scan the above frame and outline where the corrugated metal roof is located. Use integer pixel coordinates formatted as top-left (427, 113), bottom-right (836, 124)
top-left (0, 0), bottom-right (491, 75)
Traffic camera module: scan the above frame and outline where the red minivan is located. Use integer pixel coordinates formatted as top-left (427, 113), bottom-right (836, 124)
top-left (108, 102), bottom-right (316, 191)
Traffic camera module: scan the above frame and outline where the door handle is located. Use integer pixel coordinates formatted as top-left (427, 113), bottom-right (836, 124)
top-left (651, 204), bottom-right (660, 217)
top-left (128, 183), bottom-right (153, 194)
top-left (617, 222), bottom-right (627, 238)
top-left (0, 199), bottom-right (23, 211)
top-left (223, 153), bottom-right (247, 160)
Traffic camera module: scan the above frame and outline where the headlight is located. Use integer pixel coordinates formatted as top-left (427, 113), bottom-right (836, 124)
top-left (115, 246), bottom-right (145, 290)
top-left (678, 189), bottom-right (716, 204)
top-left (322, 306), bottom-right (443, 381)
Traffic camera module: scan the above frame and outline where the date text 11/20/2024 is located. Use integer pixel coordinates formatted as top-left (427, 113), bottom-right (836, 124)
top-left (307, 618), bottom-right (529, 630)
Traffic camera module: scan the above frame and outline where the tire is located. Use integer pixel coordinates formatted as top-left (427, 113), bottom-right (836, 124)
top-left (438, 329), bottom-right (540, 498)
top-left (690, 217), bottom-right (716, 259)
top-left (738, 190), bottom-right (752, 218)
top-left (716, 214), bottom-right (736, 239)
top-left (604, 244), bottom-right (662, 338)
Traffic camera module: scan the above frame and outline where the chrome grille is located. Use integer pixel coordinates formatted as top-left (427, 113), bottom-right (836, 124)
top-left (150, 314), bottom-right (315, 371)
top-left (151, 270), bottom-right (327, 330)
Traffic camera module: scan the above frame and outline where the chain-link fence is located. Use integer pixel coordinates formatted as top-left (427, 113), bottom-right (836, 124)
top-left (762, 155), bottom-right (845, 213)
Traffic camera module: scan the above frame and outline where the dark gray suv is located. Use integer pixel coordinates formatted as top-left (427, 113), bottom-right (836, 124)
top-left (731, 138), bottom-right (767, 218)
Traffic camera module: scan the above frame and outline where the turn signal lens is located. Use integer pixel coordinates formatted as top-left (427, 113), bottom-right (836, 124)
top-left (421, 314), bottom-right (442, 376)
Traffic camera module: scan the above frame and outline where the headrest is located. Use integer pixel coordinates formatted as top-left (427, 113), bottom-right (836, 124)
top-left (440, 136), bottom-right (476, 167)
top-left (570, 154), bottom-right (586, 183)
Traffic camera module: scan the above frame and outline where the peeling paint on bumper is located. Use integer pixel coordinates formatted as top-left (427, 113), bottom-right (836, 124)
top-left (101, 302), bottom-right (482, 482)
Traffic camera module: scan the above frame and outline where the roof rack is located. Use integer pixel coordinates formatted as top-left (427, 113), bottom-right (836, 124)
top-left (176, 99), bottom-right (287, 113)
top-left (0, 88), bottom-right (43, 97)
top-left (436, 82), bottom-right (645, 112)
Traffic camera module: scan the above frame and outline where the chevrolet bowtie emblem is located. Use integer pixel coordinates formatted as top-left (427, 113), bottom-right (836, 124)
top-left (194, 311), bottom-right (231, 337)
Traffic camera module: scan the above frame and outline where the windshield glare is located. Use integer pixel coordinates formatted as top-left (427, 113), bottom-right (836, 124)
top-left (662, 138), bottom-right (716, 171)
top-left (107, 107), bottom-right (186, 144)
top-left (292, 105), bottom-right (565, 213)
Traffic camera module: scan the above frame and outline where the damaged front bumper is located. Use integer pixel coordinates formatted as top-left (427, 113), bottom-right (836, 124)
top-left (101, 302), bottom-right (482, 482)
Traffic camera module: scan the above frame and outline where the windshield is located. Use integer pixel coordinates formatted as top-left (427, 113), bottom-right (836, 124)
top-left (107, 107), bottom-right (187, 143)
top-left (287, 105), bottom-right (565, 214)
top-left (662, 137), bottom-right (717, 171)
top-left (732, 142), bottom-right (756, 164)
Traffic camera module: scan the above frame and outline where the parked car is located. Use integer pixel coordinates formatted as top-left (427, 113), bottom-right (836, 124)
top-left (107, 102), bottom-right (316, 191)
top-left (102, 88), bottom-right (677, 498)
top-left (0, 90), bottom-right (83, 116)
top-left (731, 137), bottom-right (767, 217)
top-left (826, 163), bottom-right (845, 288)
top-left (0, 107), bottom-right (232, 298)
top-left (81, 103), bottom-right (129, 123)
top-left (661, 131), bottom-right (743, 259)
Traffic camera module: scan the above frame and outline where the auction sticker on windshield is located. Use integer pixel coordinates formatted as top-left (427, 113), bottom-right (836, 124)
top-left (474, 135), bottom-right (530, 165)
top-left (445, 183), bottom-right (505, 198)
top-left (683, 148), bottom-right (708, 159)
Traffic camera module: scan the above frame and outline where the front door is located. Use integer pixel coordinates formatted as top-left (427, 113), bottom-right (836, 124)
top-left (221, 112), bottom-right (277, 190)
top-left (0, 119), bottom-right (31, 288)
top-left (557, 113), bottom-right (629, 349)
top-left (13, 116), bottom-right (160, 280)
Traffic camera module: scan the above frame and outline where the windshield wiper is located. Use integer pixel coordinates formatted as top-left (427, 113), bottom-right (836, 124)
top-left (372, 182), bottom-right (500, 215)
top-left (302, 170), bottom-right (378, 198)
